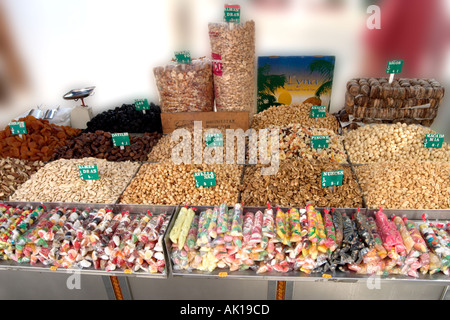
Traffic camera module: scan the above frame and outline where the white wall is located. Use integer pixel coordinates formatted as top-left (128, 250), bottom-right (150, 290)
top-left (0, 0), bottom-right (449, 136)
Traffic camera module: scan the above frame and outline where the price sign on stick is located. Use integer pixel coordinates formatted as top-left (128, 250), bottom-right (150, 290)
top-left (9, 121), bottom-right (27, 136)
top-left (195, 172), bottom-right (216, 188)
top-left (135, 99), bottom-right (150, 114)
top-left (310, 106), bottom-right (326, 118)
top-left (205, 133), bottom-right (223, 147)
top-left (311, 135), bottom-right (329, 149)
top-left (174, 50), bottom-right (191, 64)
top-left (424, 134), bottom-right (444, 149)
top-left (78, 165), bottom-right (99, 181)
top-left (321, 170), bottom-right (343, 188)
top-left (386, 60), bottom-right (403, 84)
top-left (224, 4), bottom-right (240, 23)
top-left (112, 133), bottom-right (130, 150)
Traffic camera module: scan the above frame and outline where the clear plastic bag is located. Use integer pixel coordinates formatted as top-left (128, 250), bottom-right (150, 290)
top-left (153, 58), bottom-right (214, 113)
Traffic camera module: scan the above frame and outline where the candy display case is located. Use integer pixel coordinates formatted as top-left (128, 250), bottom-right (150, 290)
top-left (0, 201), bottom-right (177, 279)
top-left (165, 205), bottom-right (450, 284)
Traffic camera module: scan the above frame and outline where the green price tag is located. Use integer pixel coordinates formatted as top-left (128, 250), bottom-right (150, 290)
top-left (321, 170), bottom-right (343, 187)
top-left (174, 50), bottom-right (191, 64)
top-left (78, 165), bottom-right (99, 181)
top-left (386, 60), bottom-right (403, 74)
top-left (194, 172), bottom-right (216, 188)
top-left (424, 134), bottom-right (444, 149)
top-left (311, 135), bottom-right (329, 149)
top-left (112, 133), bottom-right (130, 147)
top-left (224, 4), bottom-right (241, 23)
top-left (310, 106), bottom-right (326, 118)
top-left (205, 133), bottom-right (223, 147)
top-left (135, 99), bottom-right (150, 111)
top-left (9, 122), bottom-right (27, 135)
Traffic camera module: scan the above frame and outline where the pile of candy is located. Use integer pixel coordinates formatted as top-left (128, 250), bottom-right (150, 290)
top-left (169, 203), bottom-right (450, 277)
top-left (0, 204), bottom-right (170, 274)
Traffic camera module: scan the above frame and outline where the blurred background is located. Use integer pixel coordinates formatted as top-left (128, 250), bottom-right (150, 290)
top-left (0, 0), bottom-right (449, 136)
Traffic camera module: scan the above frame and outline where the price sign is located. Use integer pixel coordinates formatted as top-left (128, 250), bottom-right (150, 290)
top-left (112, 133), bottom-right (130, 147)
top-left (174, 50), bottom-right (191, 64)
top-left (224, 4), bottom-right (240, 23)
top-left (424, 134), bottom-right (444, 149)
top-left (78, 165), bottom-right (99, 181)
top-left (9, 121), bottom-right (27, 135)
top-left (310, 106), bottom-right (326, 118)
top-left (311, 135), bottom-right (329, 149)
top-left (205, 133), bottom-right (223, 147)
top-left (135, 99), bottom-right (150, 111)
top-left (386, 60), bottom-right (403, 74)
top-left (321, 170), bottom-right (343, 188)
top-left (194, 172), bottom-right (216, 188)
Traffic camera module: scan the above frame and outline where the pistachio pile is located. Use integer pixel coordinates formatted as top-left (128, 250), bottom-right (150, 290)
top-left (0, 158), bottom-right (44, 200)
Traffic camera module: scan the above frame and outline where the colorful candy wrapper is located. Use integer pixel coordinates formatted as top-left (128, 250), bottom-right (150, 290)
top-left (355, 208), bottom-right (375, 249)
top-left (306, 204), bottom-right (319, 244)
top-left (169, 206), bottom-right (188, 244)
top-left (392, 216), bottom-right (414, 254)
top-left (216, 202), bottom-right (228, 235)
top-left (197, 209), bottom-right (213, 246)
top-left (249, 210), bottom-right (263, 246)
top-left (323, 209), bottom-right (337, 252)
top-left (230, 204), bottom-right (243, 238)
top-left (366, 217), bottom-right (387, 259)
top-left (275, 207), bottom-right (289, 245)
top-left (208, 206), bottom-right (220, 239)
top-left (186, 215), bottom-right (199, 250)
top-left (403, 217), bottom-right (427, 253)
top-left (315, 209), bottom-right (326, 247)
top-left (242, 212), bottom-right (255, 245)
top-left (178, 207), bottom-right (195, 250)
top-left (262, 204), bottom-right (275, 240)
top-left (288, 208), bottom-right (302, 243)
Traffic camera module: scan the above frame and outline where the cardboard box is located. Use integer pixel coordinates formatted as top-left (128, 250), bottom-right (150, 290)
top-left (257, 56), bottom-right (336, 113)
top-left (161, 112), bottom-right (249, 134)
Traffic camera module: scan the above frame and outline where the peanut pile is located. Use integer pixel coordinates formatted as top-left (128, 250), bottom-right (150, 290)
top-left (355, 161), bottom-right (450, 209)
top-left (120, 162), bottom-right (243, 206)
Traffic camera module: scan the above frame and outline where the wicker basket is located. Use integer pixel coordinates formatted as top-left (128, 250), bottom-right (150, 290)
top-left (344, 78), bottom-right (445, 126)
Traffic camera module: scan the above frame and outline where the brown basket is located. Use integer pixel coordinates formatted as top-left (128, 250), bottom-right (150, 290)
top-left (344, 78), bottom-right (445, 126)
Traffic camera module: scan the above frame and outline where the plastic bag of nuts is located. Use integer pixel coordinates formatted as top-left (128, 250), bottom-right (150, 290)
top-left (208, 20), bottom-right (256, 120)
top-left (153, 58), bottom-right (214, 113)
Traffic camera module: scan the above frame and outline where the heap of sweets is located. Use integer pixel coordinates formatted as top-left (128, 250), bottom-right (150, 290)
top-left (256, 124), bottom-right (348, 163)
top-left (0, 115), bottom-right (81, 161)
top-left (13, 206), bottom-right (170, 274)
top-left (0, 204), bottom-right (46, 261)
top-left (419, 219), bottom-right (450, 276)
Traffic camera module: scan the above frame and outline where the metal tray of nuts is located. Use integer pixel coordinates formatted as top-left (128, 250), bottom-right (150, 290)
top-left (165, 205), bottom-right (450, 284)
top-left (0, 201), bottom-right (178, 279)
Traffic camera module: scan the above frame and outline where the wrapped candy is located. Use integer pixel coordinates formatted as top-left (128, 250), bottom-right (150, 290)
top-left (403, 217), bottom-right (427, 253)
top-left (216, 202), bottom-right (228, 235)
top-left (249, 210), bottom-right (263, 246)
top-left (178, 208), bottom-right (195, 248)
top-left (367, 217), bottom-right (388, 259)
top-left (197, 209), bottom-right (213, 246)
top-left (315, 209), bottom-right (327, 249)
top-left (355, 208), bottom-right (375, 249)
top-left (332, 209), bottom-right (343, 249)
top-left (288, 208), bottom-right (302, 243)
top-left (323, 209), bottom-right (337, 252)
top-left (208, 206), bottom-right (220, 239)
top-left (392, 216), bottom-right (414, 254)
top-left (375, 208), bottom-right (402, 259)
top-left (275, 207), bottom-right (289, 245)
top-left (262, 204), bottom-right (275, 240)
top-left (242, 212), bottom-right (255, 245)
top-left (306, 204), bottom-right (319, 244)
top-left (230, 204), bottom-right (243, 238)
top-left (169, 206), bottom-right (188, 244)
top-left (186, 215), bottom-right (199, 250)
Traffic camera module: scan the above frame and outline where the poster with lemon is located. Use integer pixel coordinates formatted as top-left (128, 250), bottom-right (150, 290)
top-left (257, 56), bottom-right (335, 113)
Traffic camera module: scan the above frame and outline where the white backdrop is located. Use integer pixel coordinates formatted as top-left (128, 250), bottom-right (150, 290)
top-left (0, 0), bottom-right (449, 136)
